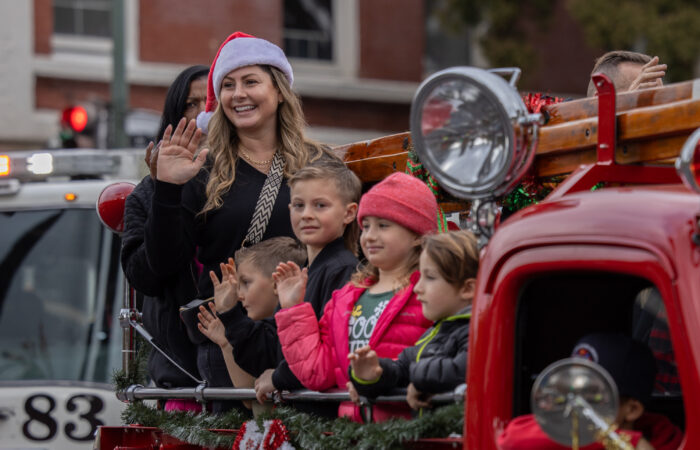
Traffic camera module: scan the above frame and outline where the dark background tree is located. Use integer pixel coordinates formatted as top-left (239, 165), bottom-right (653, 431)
top-left (437, 0), bottom-right (700, 85)
top-left (568, 0), bottom-right (700, 82)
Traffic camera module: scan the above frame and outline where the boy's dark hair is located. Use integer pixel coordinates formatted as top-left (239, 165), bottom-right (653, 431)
top-left (289, 158), bottom-right (362, 255)
top-left (572, 332), bottom-right (657, 405)
top-left (234, 237), bottom-right (306, 277)
top-left (422, 230), bottom-right (479, 287)
top-left (157, 65), bottom-right (209, 140)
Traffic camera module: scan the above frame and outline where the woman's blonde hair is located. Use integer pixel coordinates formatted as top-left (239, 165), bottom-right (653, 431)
top-left (421, 230), bottom-right (479, 287)
top-left (201, 65), bottom-right (327, 215)
top-left (351, 229), bottom-right (422, 288)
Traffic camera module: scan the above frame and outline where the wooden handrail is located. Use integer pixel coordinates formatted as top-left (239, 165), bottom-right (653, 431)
top-left (334, 80), bottom-right (700, 183)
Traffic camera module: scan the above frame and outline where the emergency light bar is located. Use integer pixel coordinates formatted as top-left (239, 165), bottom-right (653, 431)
top-left (0, 149), bottom-right (121, 181)
top-left (410, 67), bottom-right (542, 200)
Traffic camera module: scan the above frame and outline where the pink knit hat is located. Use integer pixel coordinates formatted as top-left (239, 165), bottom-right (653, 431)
top-left (357, 172), bottom-right (438, 235)
top-left (196, 31), bottom-right (294, 133)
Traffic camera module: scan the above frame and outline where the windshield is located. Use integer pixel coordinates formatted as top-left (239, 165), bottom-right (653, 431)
top-left (0, 208), bottom-right (120, 383)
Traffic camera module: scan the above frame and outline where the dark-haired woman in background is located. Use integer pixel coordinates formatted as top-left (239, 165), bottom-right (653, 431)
top-left (120, 65), bottom-right (209, 412)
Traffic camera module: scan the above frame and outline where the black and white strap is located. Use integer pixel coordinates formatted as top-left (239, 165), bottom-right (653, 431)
top-left (242, 151), bottom-right (285, 247)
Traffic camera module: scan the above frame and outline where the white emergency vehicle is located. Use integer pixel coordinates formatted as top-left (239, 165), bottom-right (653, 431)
top-left (0, 149), bottom-right (142, 449)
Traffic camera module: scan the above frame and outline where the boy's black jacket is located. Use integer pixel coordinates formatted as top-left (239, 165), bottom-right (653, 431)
top-left (218, 237), bottom-right (358, 380)
top-left (351, 307), bottom-right (471, 398)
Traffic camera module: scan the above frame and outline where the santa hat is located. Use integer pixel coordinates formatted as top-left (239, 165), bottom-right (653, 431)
top-left (358, 172), bottom-right (439, 236)
top-left (196, 31), bottom-right (294, 133)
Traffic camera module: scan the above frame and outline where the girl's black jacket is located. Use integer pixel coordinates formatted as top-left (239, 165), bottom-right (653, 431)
top-left (350, 307), bottom-right (471, 398)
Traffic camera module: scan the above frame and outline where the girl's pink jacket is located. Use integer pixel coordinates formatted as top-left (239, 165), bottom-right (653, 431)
top-left (275, 271), bottom-right (432, 421)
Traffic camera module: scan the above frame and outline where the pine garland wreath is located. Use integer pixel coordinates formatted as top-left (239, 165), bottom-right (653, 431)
top-left (120, 401), bottom-right (464, 449)
top-left (112, 333), bottom-right (150, 391)
top-left (501, 93), bottom-right (567, 213)
top-left (404, 145), bottom-right (453, 233)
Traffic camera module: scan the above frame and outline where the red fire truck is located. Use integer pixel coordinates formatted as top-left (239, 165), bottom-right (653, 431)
top-left (95, 68), bottom-right (698, 449)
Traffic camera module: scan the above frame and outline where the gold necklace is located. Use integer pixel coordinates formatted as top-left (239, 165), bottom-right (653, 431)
top-left (239, 148), bottom-right (273, 166)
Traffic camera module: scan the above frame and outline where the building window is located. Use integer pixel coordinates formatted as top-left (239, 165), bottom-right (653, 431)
top-left (424, 0), bottom-right (472, 75)
top-left (284, 0), bottom-right (333, 61)
top-left (53, 0), bottom-right (111, 38)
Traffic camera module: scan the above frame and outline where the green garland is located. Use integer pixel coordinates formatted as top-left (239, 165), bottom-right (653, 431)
top-left (121, 401), bottom-right (464, 449)
top-left (112, 334), bottom-right (150, 391)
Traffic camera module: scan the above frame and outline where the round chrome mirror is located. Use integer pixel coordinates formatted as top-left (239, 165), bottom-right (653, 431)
top-left (531, 357), bottom-right (619, 447)
top-left (410, 67), bottom-right (542, 200)
top-left (676, 127), bottom-right (700, 194)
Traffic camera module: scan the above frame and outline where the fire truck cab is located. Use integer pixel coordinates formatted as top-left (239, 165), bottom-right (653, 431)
top-left (0, 149), bottom-right (142, 449)
top-left (407, 68), bottom-right (698, 449)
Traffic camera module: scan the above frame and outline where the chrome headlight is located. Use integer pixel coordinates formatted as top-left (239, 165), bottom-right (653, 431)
top-left (676, 127), bottom-right (700, 194)
top-left (410, 67), bottom-right (542, 200)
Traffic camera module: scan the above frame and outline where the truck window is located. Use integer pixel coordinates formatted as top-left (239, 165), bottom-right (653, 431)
top-left (513, 272), bottom-right (685, 430)
top-left (0, 208), bottom-right (121, 383)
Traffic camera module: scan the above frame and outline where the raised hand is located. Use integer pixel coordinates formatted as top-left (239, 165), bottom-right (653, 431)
top-left (254, 369), bottom-right (276, 404)
top-left (406, 383), bottom-right (432, 410)
top-left (210, 258), bottom-right (238, 313)
top-left (197, 303), bottom-right (228, 348)
top-left (348, 345), bottom-right (383, 382)
top-left (272, 261), bottom-right (308, 309)
top-left (628, 56), bottom-right (666, 91)
top-left (156, 118), bottom-right (209, 185)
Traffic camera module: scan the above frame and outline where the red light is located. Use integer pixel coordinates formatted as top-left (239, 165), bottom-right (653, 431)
top-left (97, 182), bottom-right (135, 233)
top-left (62, 106), bottom-right (88, 132)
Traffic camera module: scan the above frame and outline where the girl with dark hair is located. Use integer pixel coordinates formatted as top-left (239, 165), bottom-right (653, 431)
top-left (120, 65), bottom-right (210, 412)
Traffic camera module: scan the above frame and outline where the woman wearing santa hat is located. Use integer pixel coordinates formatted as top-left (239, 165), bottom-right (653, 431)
top-left (145, 32), bottom-right (332, 412)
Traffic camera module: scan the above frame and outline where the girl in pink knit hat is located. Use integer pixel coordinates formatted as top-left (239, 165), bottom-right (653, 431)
top-left (273, 172), bottom-right (437, 422)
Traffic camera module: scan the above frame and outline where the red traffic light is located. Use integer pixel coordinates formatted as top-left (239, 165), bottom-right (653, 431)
top-left (62, 106), bottom-right (89, 132)
top-left (97, 182), bottom-right (135, 233)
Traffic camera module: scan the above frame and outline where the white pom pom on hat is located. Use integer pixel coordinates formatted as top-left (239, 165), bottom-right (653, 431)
top-left (196, 31), bottom-right (293, 134)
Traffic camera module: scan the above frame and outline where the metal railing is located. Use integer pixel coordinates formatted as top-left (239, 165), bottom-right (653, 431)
top-left (118, 383), bottom-right (466, 423)
top-left (118, 383), bottom-right (466, 404)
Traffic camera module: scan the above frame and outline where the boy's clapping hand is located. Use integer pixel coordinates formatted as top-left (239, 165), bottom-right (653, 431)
top-left (254, 369), bottom-right (276, 404)
top-left (197, 303), bottom-right (229, 348)
top-left (346, 382), bottom-right (361, 405)
top-left (272, 261), bottom-right (308, 309)
top-left (406, 383), bottom-right (432, 410)
top-left (348, 345), bottom-right (383, 382)
top-left (210, 257), bottom-right (238, 313)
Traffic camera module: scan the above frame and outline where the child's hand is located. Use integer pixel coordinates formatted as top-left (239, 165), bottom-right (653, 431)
top-left (272, 262), bottom-right (308, 309)
top-left (210, 258), bottom-right (238, 313)
top-left (627, 56), bottom-right (666, 91)
top-left (197, 303), bottom-right (229, 348)
top-left (348, 345), bottom-right (383, 382)
top-left (406, 383), bottom-right (432, 410)
top-left (346, 382), bottom-right (361, 405)
top-left (254, 369), bottom-right (276, 404)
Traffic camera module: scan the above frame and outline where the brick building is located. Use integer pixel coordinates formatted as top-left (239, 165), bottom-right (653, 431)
top-left (1, 0), bottom-right (427, 149)
top-left (0, 0), bottom-right (601, 150)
